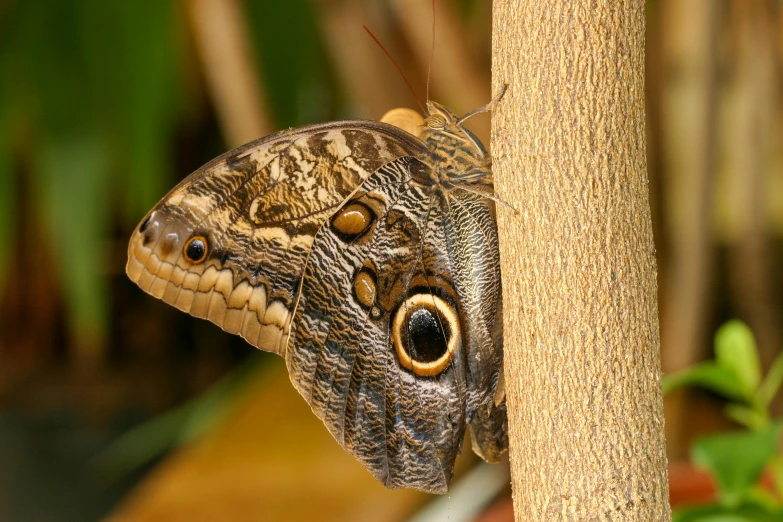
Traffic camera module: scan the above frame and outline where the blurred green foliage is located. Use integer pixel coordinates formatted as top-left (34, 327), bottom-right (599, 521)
top-left (0, 1), bottom-right (185, 344)
top-left (245, 0), bottom-right (338, 127)
top-left (0, 0), bottom-right (339, 350)
top-left (664, 321), bottom-right (783, 430)
top-left (0, 101), bottom-right (13, 291)
top-left (665, 321), bottom-right (783, 521)
top-left (95, 352), bottom-right (269, 481)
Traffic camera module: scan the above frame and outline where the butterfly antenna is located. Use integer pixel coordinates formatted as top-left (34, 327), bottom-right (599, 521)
top-left (363, 26), bottom-right (425, 114)
top-left (425, 0), bottom-right (436, 105)
top-left (452, 182), bottom-right (520, 215)
top-left (456, 83), bottom-right (509, 126)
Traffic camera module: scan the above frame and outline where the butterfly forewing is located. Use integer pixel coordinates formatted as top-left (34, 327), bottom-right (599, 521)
top-left (127, 122), bottom-right (425, 355)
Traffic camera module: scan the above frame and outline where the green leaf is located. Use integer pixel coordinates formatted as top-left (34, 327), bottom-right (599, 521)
top-left (769, 455), bottom-right (783, 499)
top-left (244, 0), bottom-right (338, 127)
top-left (114, 0), bottom-right (184, 221)
top-left (692, 423), bottom-right (781, 507)
top-left (744, 486), bottom-right (782, 513)
top-left (663, 363), bottom-right (750, 401)
top-left (95, 353), bottom-right (267, 479)
top-left (36, 132), bottom-right (111, 351)
top-left (0, 104), bottom-right (13, 293)
top-left (725, 404), bottom-right (768, 431)
top-left (94, 399), bottom-right (193, 479)
top-left (758, 351), bottom-right (783, 408)
top-left (715, 321), bottom-right (761, 398)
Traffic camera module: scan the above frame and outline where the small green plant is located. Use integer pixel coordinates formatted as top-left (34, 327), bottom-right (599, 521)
top-left (663, 320), bottom-right (783, 521)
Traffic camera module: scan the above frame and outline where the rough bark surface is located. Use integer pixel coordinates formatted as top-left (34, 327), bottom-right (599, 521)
top-left (491, 1), bottom-right (671, 520)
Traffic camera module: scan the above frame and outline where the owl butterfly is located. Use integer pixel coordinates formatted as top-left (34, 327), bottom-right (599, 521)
top-left (126, 86), bottom-right (508, 493)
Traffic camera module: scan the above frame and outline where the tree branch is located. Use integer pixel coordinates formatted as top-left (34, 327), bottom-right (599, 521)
top-left (491, 1), bottom-right (671, 519)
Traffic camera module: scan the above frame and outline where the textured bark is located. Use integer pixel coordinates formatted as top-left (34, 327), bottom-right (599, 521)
top-left (491, 1), bottom-right (671, 520)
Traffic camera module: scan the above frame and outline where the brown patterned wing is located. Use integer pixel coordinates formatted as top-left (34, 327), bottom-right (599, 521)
top-left (469, 392), bottom-right (508, 463)
top-left (126, 121), bottom-right (426, 356)
top-left (287, 156), bottom-right (504, 493)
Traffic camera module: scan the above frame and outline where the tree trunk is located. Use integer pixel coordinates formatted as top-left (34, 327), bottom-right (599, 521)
top-left (491, 1), bottom-right (671, 520)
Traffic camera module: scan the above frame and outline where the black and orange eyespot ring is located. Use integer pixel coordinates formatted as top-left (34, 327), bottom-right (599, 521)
top-left (183, 235), bottom-right (208, 264)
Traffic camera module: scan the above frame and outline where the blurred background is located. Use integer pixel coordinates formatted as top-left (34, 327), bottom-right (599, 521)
top-left (0, 0), bottom-right (780, 520)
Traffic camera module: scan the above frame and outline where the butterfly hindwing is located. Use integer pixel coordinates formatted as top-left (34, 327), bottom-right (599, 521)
top-left (287, 156), bottom-right (502, 493)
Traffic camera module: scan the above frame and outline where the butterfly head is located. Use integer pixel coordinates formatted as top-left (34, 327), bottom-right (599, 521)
top-left (423, 101), bottom-right (487, 156)
top-left (417, 101), bottom-right (492, 190)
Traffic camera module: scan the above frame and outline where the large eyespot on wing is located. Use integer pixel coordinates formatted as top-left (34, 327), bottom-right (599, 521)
top-left (391, 293), bottom-right (461, 377)
top-left (126, 121), bottom-right (427, 356)
top-left (286, 156), bottom-right (479, 493)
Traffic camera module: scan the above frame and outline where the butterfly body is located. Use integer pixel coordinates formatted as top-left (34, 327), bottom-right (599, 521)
top-left (127, 101), bottom-right (506, 493)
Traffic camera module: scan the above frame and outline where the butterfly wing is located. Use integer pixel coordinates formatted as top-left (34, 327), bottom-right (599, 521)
top-left (469, 387), bottom-right (508, 463)
top-left (288, 156), bottom-right (503, 493)
top-left (126, 118), bottom-right (505, 493)
top-left (127, 121), bottom-right (426, 355)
